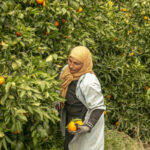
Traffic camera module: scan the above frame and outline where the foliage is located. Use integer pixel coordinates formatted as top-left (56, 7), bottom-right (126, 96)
top-left (105, 127), bottom-right (144, 150)
top-left (92, 0), bottom-right (150, 142)
top-left (0, 0), bottom-right (64, 149)
top-left (0, 0), bottom-right (150, 149)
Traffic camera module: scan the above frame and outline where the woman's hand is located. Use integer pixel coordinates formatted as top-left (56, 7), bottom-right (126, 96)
top-left (69, 124), bottom-right (90, 135)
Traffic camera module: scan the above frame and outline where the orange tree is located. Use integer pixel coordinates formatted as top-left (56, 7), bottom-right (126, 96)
top-left (91, 0), bottom-right (150, 143)
top-left (0, 0), bottom-right (65, 149)
top-left (0, 0), bottom-right (150, 149)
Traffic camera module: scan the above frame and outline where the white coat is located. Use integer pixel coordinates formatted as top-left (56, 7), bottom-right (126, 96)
top-left (60, 71), bottom-right (106, 150)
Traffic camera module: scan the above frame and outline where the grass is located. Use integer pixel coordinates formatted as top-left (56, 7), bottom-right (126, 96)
top-left (105, 127), bottom-right (147, 150)
top-left (54, 126), bottom-right (150, 150)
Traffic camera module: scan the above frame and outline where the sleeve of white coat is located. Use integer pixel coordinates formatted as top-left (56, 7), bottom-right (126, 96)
top-left (80, 74), bottom-right (106, 110)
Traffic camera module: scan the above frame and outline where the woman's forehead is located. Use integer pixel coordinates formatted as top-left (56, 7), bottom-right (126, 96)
top-left (69, 56), bottom-right (83, 64)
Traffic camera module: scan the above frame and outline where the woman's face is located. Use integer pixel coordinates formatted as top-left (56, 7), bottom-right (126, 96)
top-left (68, 56), bottom-right (83, 74)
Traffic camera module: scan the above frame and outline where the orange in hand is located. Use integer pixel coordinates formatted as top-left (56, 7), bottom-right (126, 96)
top-left (75, 120), bottom-right (84, 126)
top-left (67, 119), bottom-right (83, 132)
top-left (67, 121), bottom-right (77, 132)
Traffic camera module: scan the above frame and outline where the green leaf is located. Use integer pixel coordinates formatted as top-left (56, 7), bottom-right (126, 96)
top-left (32, 102), bottom-right (41, 106)
top-left (0, 140), bottom-right (3, 150)
top-left (0, 94), bottom-right (8, 105)
top-left (18, 115), bottom-right (27, 122)
top-left (27, 106), bottom-right (33, 114)
top-left (2, 138), bottom-right (8, 150)
top-left (19, 91), bottom-right (26, 98)
top-left (46, 55), bottom-right (53, 62)
top-left (53, 54), bottom-right (58, 60)
top-left (5, 136), bottom-right (12, 144)
top-left (5, 82), bottom-right (12, 94)
top-left (33, 137), bottom-right (38, 146)
top-left (12, 62), bottom-right (18, 70)
top-left (34, 94), bottom-right (43, 100)
top-left (0, 132), bottom-right (5, 138)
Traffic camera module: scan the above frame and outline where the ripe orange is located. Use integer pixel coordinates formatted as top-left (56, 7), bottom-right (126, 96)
top-left (67, 121), bottom-right (77, 132)
top-left (113, 37), bottom-right (117, 41)
top-left (75, 120), bottom-right (83, 126)
top-left (66, 35), bottom-right (70, 39)
top-left (43, 0), bottom-right (45, 7)
top-left (122, 8), bottom-right (127, 12)
top-left (38, 47), bottom-right (40, 52)
top-left (77, 7), bottom-right (83, 13)
top-left (115, 121), bottom-right (120, 126)
top-left (104, 110), bottom-right (107, 115)
top-left (145, 86), bottom-right (150, 90)
top-left (106, 95), bottom-right (111, 99)
top-left (130, 52), bottom-right (134, 56)
top-left (55, 21), bottom-right (59, 27)
top-left (144, 16), bottom-right (148, 20)
top-left (16, 32), bottom-right (22, 37)
top-left (0, 76), bottom-right (5, 85)
top-left (13, 130), bottom-right (19, 135)
top-left (128, 30), bottom-right (132, 34)
top-left (36, 0), bottom-right (44, 4)
top-left (46, 31), bottom-right (49, 35)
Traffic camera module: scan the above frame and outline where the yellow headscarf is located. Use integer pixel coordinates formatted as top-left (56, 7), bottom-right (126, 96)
top-left (60, 46), bottom-right (94, 98)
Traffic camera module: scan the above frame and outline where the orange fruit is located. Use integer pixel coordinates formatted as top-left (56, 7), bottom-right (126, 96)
top-left (115, 121), bottom-right (120, 126)
top-left (46, 31), bottom-right (49, 35)
top-left (104, 111), bottom-right (107, 115)
top-left (67, 121), bottom-right (77, 132)
top-left (122, 8), bottom-right (127, 12)
top-left (145, 86), bottom-right (150, 90)
top-left (77, 7), bottom-right (83, 13)
top-left (13, 130), bottom-right (19, 135)
top-left (128, 30), bottom-right (132, 34)
top-left (75, 120), bottom-right (83, 126)
top-left (0, 76), bottom-right (5, 85)
top-left (106, 95), bottom-right (111, 99)
top-left (38, 47), bottom-right (40, 52)
top-left (144, 16), bottom-right (148, 20)
top-left (66, 35), bottom-right (70, 39)
top-left (16, 32), bottom-right (22, 37)
top-left (36, 0), bottom-right (44, 4)
top-left (43, 0), bottom-right (45, 7)
top-left (62, 19), bottom-right (66, 23)
top-left (55, 21), bottom-right (59, 27)
top-left (130, 52), bottom-right (134, 56)
top-left (113, 37), bottom-right (117, 41)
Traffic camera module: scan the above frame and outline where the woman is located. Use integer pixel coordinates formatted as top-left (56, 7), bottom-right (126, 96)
top-left (59, 46), bottom-right (106, 150)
